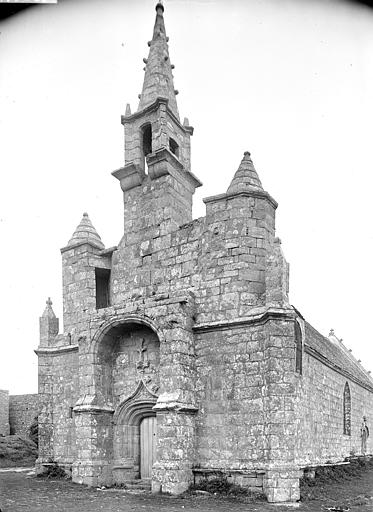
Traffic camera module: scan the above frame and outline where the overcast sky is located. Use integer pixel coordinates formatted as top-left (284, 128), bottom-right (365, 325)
top-left (1, 0), bottom-right (373, 394)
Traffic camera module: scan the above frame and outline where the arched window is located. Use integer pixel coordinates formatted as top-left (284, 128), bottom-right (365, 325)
top-left (169, 137), bottom-right (179, 157)
top-left (294, 320), bottom-right (302, 374)
top-left (343, 382), bottom-right (351, 435)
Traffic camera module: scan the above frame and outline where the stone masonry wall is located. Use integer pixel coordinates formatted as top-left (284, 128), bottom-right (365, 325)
top-left (51, 351), bottom-right (79, 465)
top-left (295, 352), bottom-right (373, 465)
top-left (0, 390), bottom-right (10, 436)
top-left (195, 324), bottom-right (266, 468)
top-left (9, 394), bottom-right (39, 437)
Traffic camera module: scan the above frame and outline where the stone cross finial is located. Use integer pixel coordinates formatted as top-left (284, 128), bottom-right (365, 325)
top-left (46, 297), bottom-right (53, 307)
top-left (329, 328), bottom-right (335, 336)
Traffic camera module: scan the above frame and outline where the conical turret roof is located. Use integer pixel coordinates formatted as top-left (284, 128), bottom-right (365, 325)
top-left (41, 297), bottom-right (57, 319)
top-left (227, 152), bottom-right (263, 195)
top-left (67, 212), bottom-right (104, 249)
top-left (138, 2), bottom-right (179, 119)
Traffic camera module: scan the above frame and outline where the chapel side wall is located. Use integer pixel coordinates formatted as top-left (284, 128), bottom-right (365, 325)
top-left (51, 351), bottom-right (79, 463)
top-left (295, 352), bottom-right (373, 465)
top-left (0, 390), bottom-right (10, 436)
top-left (194, 325), bottom-right (266, 468)
top-left (9, 394), bottom-right (39, 437)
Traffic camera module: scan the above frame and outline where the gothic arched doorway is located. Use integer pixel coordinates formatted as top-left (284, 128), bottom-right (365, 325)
top-left (94, 319), bottom-right (160, 483)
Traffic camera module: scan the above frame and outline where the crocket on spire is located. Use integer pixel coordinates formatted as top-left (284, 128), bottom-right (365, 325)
top-left (138, 2), bottom-right (179, 119)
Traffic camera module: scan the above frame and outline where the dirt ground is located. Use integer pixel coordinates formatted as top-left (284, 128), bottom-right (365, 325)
top-left (0, 467), bottom-right (372, 512)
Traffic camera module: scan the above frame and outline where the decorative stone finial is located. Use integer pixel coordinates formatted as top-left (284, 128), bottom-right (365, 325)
top-left (125, 103), bottom-right (131, 116)
top-left (244, 151), bottom-right (251, 157)
top-left (328, 328), bottom-right (334, 336)
top-left (183, 117), bottom-right (189, 127)
top-left (83, 212), bottom-right (88, 217)
top-left (156, 1), bottom-right (164, 13)
top-left (46, 297), bottom-right (53, 307)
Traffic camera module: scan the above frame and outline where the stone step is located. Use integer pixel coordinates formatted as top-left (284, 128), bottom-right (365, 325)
top-left (123, 479), bottom-right (151, 491)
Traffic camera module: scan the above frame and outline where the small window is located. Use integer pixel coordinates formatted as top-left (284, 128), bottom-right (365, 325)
top-left (343, 382), bottom-right (351, 435)
top-left (295, 321), bottom-right (302, 374)
top-left (69, 407), bottom-right (74, 419)
top-left (169, 137), bottom-right (179, 157)
top-left (95, 268), bottom-right (110, 309)
top-left (142, 124), bottom-right (152, 157)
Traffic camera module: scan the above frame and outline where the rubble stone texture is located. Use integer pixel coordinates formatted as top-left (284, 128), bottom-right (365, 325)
top-left (9, 394), bottom-right (39, 437)
top-left (35, 2), bottom-right (373, 503)
top-left (0, 390), bottom-right (10, 436)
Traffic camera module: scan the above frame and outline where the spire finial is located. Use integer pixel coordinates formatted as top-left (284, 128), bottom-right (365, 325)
top-left (46, 297), bottom-right (53, 307)
top-left (155, 1), bottom-right (164, 13)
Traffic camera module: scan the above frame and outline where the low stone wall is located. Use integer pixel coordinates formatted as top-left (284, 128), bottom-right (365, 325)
top-left (9, 394), bottom-right (39, 437)
top-left (192, 468), bottom-right (264, 491)
top-left (0, 390), bottom-right (10, 436)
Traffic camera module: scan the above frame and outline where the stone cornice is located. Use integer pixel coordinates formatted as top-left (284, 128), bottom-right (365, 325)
top-left (304, 344), bottom-right (373, 394)
top-left (203, 189), bottom-right (278, 210)
top-left (73, 405), bottom-right (115, 414)
top-left (193, 307), bottom-right (294, 333)
top-left (147, 147), bottom-right (202, 189)
top-left (34, 344), bottom-right (79, 356)
top-left (98, 246), bottom-right (117, 256)
top-left (121, 97), bottom-right (192, 136)
top-left (60, 240), bottom-right (105, 254)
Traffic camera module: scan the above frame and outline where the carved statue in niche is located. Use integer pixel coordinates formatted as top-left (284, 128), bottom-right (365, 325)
top-left (361, 416), bottom-right (370, 455)
top-left (136, 338), bottom-right (150, 372)
top-left (134, 338), bottom-right (159, 394)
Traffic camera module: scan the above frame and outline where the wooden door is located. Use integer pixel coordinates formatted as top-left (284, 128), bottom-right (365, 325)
top-left (140, 416), bottom-right (157, 479)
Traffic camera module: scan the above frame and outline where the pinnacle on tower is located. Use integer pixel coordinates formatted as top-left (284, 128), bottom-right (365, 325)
top-left (39, 297), bottom-right (59, 347)
top-left (227, 152), bottom-right (264, 195)
top-left (42, 297), bottom-right (57, 319)
top-left (67, 212), bottom-right (104, 250)
top-left (138, 1), bottom-right (179, 118)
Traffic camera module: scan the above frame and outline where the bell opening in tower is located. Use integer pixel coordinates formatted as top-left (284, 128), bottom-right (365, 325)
top-left (142, 123), bottom-right (152, 174)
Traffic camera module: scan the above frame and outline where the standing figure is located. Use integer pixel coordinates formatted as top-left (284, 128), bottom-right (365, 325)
top-left (360, 416), bottom-right (370, 455)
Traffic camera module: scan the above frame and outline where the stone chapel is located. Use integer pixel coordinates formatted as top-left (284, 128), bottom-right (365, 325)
top-left (35, 2), bottom-right (373, 503)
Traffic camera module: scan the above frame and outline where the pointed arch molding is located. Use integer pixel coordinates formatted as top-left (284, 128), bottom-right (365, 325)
top-left (114, 380), bottom-right (158, 426)
top-left (90, 313), bottom-right (164, 358)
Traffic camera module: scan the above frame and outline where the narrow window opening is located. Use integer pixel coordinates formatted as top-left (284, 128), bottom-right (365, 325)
top-left (295, 321), bottom-right (303, 374)
top-left (69, 407), bottom-right (74, 419)
top-left (343, 382), bottom-right (351, 435)
top-left (169, 137), bottom-right (179, 157)
top-left (141, 123), bottom-right (152, 175)
top-left (142, 124), bottom-right (152, 156)
top-left (95, 268), bottom-right (111, 309)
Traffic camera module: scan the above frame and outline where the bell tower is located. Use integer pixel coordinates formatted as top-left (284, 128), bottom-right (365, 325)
top-left (113, 2), bottom-right (201, 241)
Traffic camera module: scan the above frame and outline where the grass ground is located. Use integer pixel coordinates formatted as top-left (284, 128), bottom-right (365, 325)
top-left (0, 434), bottom-right (38, 468)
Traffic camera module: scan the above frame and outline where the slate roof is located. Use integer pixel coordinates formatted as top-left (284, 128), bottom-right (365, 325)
top-left (304, 321), bottom-right (373, 391)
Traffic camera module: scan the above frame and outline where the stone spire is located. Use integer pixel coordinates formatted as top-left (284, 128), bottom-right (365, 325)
top-left (227, 152), bottom-right (264, 195)
top-left (138, 2), bottom-right (179, 119)
top-left (39, 297), bottom-right (59, 347)
top-left (67, 212), bottom-right (104, 249)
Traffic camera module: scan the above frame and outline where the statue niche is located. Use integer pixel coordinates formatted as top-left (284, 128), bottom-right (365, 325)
top-left (95, 321), bottom-right (160, 483)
